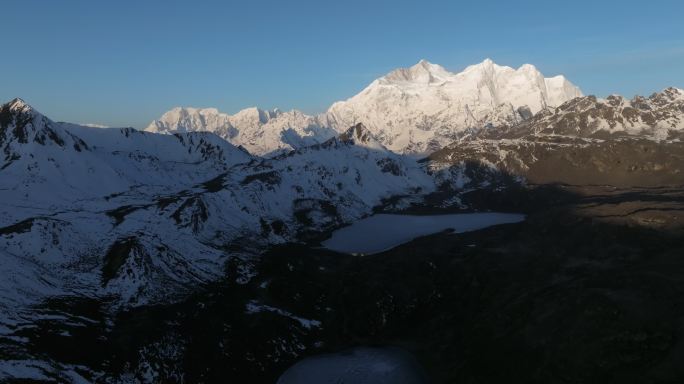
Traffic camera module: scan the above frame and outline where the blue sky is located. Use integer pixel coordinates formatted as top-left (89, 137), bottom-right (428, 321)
top-left (1, 0), bottom-right (683, 128)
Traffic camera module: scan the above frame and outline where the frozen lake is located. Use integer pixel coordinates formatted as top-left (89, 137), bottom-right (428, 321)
top-left (322, 212), bottom-right (525, 254)
top-left (277, 347), bottom-right (429, 384)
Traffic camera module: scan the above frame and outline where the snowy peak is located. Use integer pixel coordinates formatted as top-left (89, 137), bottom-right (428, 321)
top-left (456, 59), bottom-right (582, 111)
top-left (148, 106), bottom-right (233, 134)
top-left (0, 98), bottom-right (85, 151)
top-left (6, 97), bottom-right (33, 113)
top-left (326, 58), bottom-right (583, 154)
top-left (2, 98), bottom-right (37, 123)
top-left (0, 98), bottom-right (253, 172)
top-left (650, 87), bottom-right (684, 104)
top-left (231, 106), bottom-right (280, 125)
top-left (0, 98), bottom-right (36, 144)
top-left (149, 105), bottom-right (283, 135)
top-left (146, 105), bottom-right (334, 156)
top-left (339, 123), bottom-right (374, 143)
top-left (383, 59), bottom-right (451, 84)
top-left (461, 57), bottom-right (499, 74)
top-left (459, 58), bottom-right (527, 81)
top-left (335, 123), bottom-right (386, 150)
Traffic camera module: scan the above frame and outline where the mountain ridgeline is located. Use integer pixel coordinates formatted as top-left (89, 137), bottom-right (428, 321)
top-left (427, 86), bottom-right (684, 187)
top-left (1, 58), bottom-right (684, 382)
top-left (147, 59), bottom-right (582, 156)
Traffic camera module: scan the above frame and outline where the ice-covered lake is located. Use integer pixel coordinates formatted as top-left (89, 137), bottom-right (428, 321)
top-left (322, 212), bottom-right (525, 254)
top-left (277, 347), bottom-right (429, 384)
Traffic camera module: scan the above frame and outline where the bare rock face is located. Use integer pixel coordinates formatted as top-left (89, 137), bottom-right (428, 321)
top-left (483, 87), bottom-right (684, 140)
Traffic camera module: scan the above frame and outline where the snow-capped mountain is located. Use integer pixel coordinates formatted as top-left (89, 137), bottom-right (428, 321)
top-left (0, 97), bottom-right (252, 313)
top-left (3, 82), bottom-right (684, 381)
top-left (0, 98), bottom-right (436, 380)
top-left (147, 59), bottom-right (581, 156)
top-left (326, 59), bottom-right (582, 154)
top-left (147, 106), bottom-right (336, 157)
top-left (0, 98), bottom-right (252, 211)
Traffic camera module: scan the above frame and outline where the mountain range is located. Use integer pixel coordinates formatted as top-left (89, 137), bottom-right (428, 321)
top-left (147, 59), bottom-right (582, 156)
top-left (1, 58), bottom-right (683, 382)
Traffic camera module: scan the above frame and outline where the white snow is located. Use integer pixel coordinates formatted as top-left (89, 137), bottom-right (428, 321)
top-left (147, 106), bottom-right (336, 157)
top-left (0, 100), bottom-right (436, 344)
top-left (327, 59), bottom-right (581, 155)
top-left (146, 59), bottom-right (582, 156)
top-left (322, 213), bottom-right (525, 254)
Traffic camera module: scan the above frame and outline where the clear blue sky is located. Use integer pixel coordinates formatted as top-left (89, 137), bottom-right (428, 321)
top-left (1, 0), bottom-right (683, 128)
